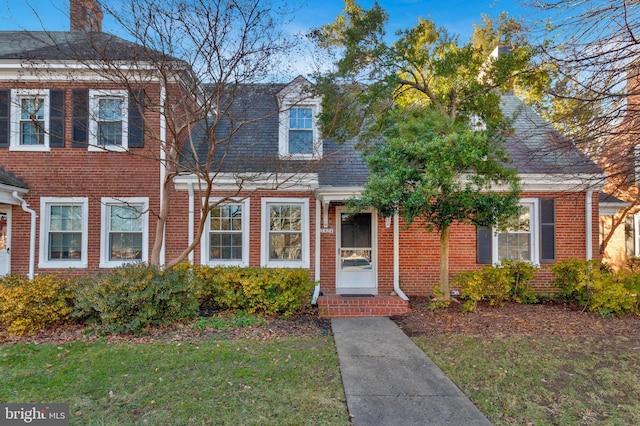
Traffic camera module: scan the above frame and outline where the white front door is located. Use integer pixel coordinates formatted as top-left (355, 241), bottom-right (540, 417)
top-left (0, 209), bottom-right (10, 276)
top-left (336, 208), bottom-right (377, 294)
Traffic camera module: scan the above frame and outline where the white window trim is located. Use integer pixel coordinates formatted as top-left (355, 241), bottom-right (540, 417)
top-left (100, 197), bottom-right (149, 268)
top-left (491, 198), bottom-right (540, 265)
top-left (88, 89), bottom-right (128, 152)
top-left (39, 197), bottom-right (88, 269)
top-left (278, 102), bottom-right (323, 160)
top-left (634, 213), bottom-right (640, 257)
top-left (9, 89), bottom-right (50, 152)
top-left (261, 197), bottom-right (310, 268)
top-left (201, 198), bottom-right (250, 267)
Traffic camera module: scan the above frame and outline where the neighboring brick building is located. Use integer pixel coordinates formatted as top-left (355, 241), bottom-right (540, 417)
top-left (0, 1), bottom-right (605, 317)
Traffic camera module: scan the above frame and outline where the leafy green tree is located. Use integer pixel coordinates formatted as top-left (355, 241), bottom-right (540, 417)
top-left (311, 0), bottom-right (525, 297)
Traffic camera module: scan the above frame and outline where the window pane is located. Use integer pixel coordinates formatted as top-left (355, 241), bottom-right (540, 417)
top-left (270, 205), bottom-right (301, 231)
top-left (21, 121), bottom-right (44, 145)
top-left (49, 232), bottom-right (82, 260)
top-left (110, 233), bottom-right (142, 260)
top-left (341, 213), bottom-right (372, 248)
top-left (50, 206), bottom-right (82, 231)
top-left (110, 205), bottom-right (143, 232)
top-left (269, 232), bottom-right (302, 261)
top-left (289, 108), bottom-right (312, 129)
top-left (211, 205), bottom-right (242, 231)
top-left (498, 233), bottom-right (531, 262)
top-left (98, 122), bottom-right (122, 146)
top-left (209, 231), bottom-right (242, 260)
top-left (289, 130), bottom-right (313, 154)
top-left (21, 98), bottom-right (44, 120)
top-left (98, 98), bottom-right (122, 121)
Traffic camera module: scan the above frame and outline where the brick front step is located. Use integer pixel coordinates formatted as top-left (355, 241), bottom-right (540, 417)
top-left (317, 295), bottom-right (411, 318)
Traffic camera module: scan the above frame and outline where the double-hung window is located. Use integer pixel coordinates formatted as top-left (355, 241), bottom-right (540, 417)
top-left (478, 198), bottom-right (555, 265)
top-left (100, 198), bottom-right (148, 267)
top-left (203, 199), bottom-right (249, 266)
top-left (288, 107), bottom-right (314, 154)
top-left (10, 90), bottom-right (50, 151)
top-left (89, 90), bottom-right (128, 151)
top-left (261, 198), bottom-right (309, 267)
top-left (39, 197), bottom-right (88, 268)
top-left (277, 78), bottom-right (322, 160)
top-left (493, 199), bottom-right (540, 264)
top-left (20, 97), bottom-right (45, 145)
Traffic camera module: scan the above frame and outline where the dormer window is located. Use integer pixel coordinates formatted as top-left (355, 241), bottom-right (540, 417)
top-left (277, 76), bottom-right (322, 160)
top-left (289, 107), bottom-right (314, 154)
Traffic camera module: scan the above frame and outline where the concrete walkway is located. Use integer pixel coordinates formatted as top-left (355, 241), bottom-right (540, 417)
top-left (332, 317), bottom-right (492, 426)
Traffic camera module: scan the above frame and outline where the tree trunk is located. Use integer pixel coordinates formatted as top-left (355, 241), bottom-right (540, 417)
top-left (439, 225), bottom-right (451, 300)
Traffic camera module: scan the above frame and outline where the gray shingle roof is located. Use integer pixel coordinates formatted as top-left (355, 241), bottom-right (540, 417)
top-left (184, 86), bottom-right (602, 187)
top-left (0, 31), bottom-right (165, 62)
top-left (0, 168), bottom-right (27, 189)
top-left (501, 94), bottom-right (602, 175)
top-left (183, 83), bottom-right (366, 182)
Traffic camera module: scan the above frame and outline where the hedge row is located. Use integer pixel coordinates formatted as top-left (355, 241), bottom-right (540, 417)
top-left (0, 263), bottom-right (314, 335)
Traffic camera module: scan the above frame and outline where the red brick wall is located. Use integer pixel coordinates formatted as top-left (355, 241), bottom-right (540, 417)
top-left (1, 81), bottom-right (163, 276)
top-left (319, 191), bottom-right (600, 297)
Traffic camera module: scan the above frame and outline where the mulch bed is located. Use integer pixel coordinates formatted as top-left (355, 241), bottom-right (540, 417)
top-left (392, 297), bottom-right (640, 338)
top-left (2, 298), bottom-right (638, 345)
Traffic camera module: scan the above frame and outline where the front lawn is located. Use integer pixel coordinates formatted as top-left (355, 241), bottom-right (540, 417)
top-left (0, 336), bottom-right (349, 425)
top-left (398, 300), bottom-right (640, 425)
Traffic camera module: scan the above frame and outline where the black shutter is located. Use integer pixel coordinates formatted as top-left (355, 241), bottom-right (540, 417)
top-left (477, 226), bottom-right (492, 264)
top-left (0, 90), bottom-right (9, 148)
top-left (72, 89), bottom-right (88, 148)
top-left (49, 90), bottom-right (65, 148)
top-left (540, 198), bottom-right (556, 264)
top-left (128, 90), bottom-right (144, 148)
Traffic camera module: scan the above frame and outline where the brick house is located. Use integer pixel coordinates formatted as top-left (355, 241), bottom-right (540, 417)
top-left (0, 1), bottom-right (605, 317)
top-left (598, 63), bottom-right (640, 269)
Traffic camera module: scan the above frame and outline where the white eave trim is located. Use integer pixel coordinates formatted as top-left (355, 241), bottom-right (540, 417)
top-left (599, 202), bottom-right (631, 216)
top-left (461, 173), bottom-right (606, 192)
top-left (174, 172), bottom-right (319, 191)
top-left (316, 187), bottom-right (363, 203)
top-left (0, 184), bottom-right (28, 205)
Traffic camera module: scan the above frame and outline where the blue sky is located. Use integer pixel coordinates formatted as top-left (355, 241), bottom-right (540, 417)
top-left (1, 0), bottom-right (532, 42)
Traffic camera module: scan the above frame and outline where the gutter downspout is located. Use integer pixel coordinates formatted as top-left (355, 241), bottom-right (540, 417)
top-left (586, 189), bottom-right (594, 261)
top-left (311, 199), bottom-right (321, 305)
top-left (12, 191), bottom-right (36, 280)
top-left (187, 181), bottom-right (195, 263)
top-left (159, 81), bottom-right (167, 265)
top-left (393, 213), bottom-right (409, 301)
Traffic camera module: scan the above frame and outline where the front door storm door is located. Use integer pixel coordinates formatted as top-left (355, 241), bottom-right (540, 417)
top-left (337, 208), bottom-right (377, 294)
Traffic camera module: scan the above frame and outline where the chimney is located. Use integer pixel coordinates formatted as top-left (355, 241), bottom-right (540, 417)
top-left (70, 0), bottom-right (103, 32)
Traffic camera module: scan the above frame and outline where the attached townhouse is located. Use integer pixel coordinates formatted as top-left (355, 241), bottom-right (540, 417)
top-left (0, 1), bottom-right (605, 317)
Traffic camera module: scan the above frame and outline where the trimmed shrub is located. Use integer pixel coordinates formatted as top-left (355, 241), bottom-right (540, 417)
top-left (0, 274), bottom-right (72, 335)
top-left (194, 266), bottom-right (314, 318)
top-left (549, 259), bottom-right (607, 306)
top-left (500, 260), bottom-right (539, 303)
top-left (589, 274), bottom-right (636, 317)
top-left (454, 266), bottom-right (511, 312)
top-left (453, 261), bottom-right (538, 312)
top-left (70, 263), bottom-right (201, 334)
top-left (550, 259), bottom-right (640, 316)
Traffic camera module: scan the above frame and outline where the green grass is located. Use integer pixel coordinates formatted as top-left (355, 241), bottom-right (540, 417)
top-left (0, 337), bottom-right (348, 425)
top-left (414, 334), bottom-right (640, 425)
